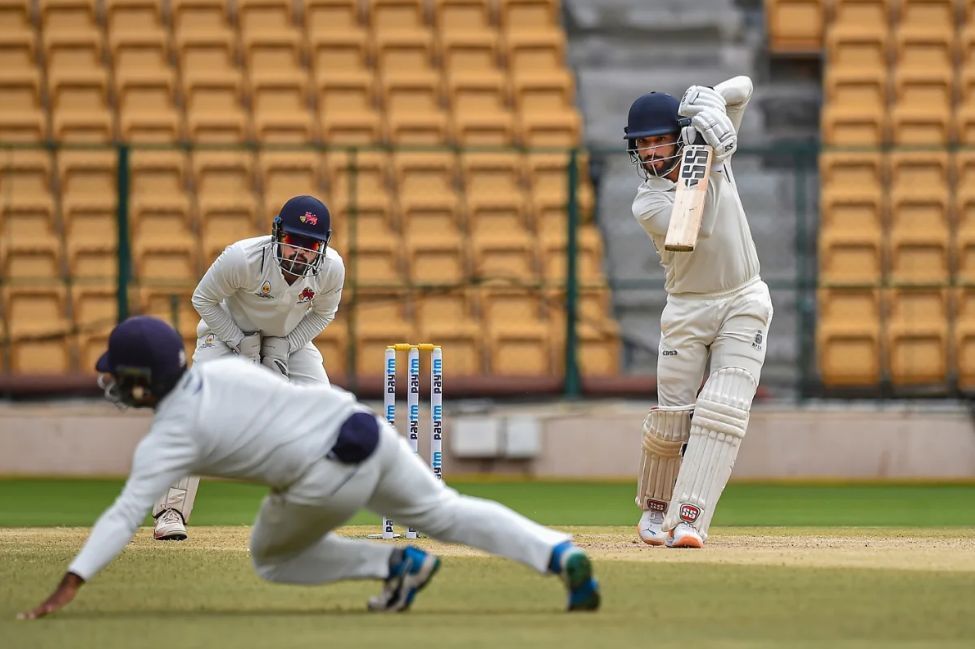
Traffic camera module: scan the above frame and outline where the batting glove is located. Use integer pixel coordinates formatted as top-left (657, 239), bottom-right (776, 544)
top-left (232, 332), bottom-right (261, 363)
top-left (260, 336), bottom-right (290, 378)
top-left (691, 107), bottom-right (737, 162)
top-left (678, 85), bottom-right (726, 118)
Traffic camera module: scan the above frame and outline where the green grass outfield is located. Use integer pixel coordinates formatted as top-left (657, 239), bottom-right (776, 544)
top-left (2, 480), bottom-right (974, 648)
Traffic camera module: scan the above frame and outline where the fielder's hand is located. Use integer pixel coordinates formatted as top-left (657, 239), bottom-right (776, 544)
top-left (678, 85), bottom-right (726, 118)
top-left (232, 331), bottom-right (261, 362)
top-left (18, 572), bottom-right (84, 620)
top-left (261, 336), bottom-right (290, 378)
top-left (691, 107), bottom-right (737, 162)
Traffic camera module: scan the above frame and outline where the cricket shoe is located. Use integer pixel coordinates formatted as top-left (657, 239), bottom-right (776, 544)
top-left (665, 522), bottom-right (704, 549)
top-left (637, 509), bottom-right (667, 546)
top-left (549, 541), bottom-right (600, 612)
top-left (368, 546), bottom-right (441, 613)
top-left (153, 508), bottom-right (187, 541)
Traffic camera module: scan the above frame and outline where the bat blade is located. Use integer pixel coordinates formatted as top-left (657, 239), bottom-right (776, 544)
top-left (664, 144), bottom-right (713, 252)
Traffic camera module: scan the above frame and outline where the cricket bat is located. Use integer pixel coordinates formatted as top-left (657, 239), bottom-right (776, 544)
top-left (664, 136), bottom-right (713, 252)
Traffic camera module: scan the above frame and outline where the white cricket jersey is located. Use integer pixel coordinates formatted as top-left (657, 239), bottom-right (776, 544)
top-left (631, 76), bottom-right (761, 296)
top-left (193, 236), bottom-right (345, 352)
top-left (68, 358), bottom-right (366, 581)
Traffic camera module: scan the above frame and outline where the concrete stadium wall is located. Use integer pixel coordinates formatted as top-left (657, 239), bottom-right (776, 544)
top-left (3, 400), bottom-right (975, 480)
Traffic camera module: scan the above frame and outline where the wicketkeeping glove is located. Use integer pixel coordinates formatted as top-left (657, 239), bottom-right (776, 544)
top-left (232, 332), bottom-right (261, 363)
top-left (678, 85), bottom-right (726, 118)
top-left (691, 107), bottom-right (737, 162)
top-left (261, 336), bottom-right (290, 378)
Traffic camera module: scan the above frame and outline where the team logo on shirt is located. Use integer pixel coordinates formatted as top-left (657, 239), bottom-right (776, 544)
top-left (200, 333), bottom-right (215, 349)
top-left (256, 280), bottom-right (274, 299)
top-left (300, 212), bottom-right (318, 225)
top-left (752, 330), bottom-right (764, 351)
top-left (297, 287), bottom-right (316, 303)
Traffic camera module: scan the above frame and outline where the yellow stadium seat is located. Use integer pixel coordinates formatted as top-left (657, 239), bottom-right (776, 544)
top-left (818, 230), bottom-right (883, 285)
top-left (325, 151), bottom-right (393, 214)
top-left (394, 151), bottom-right (457, 202)
top-left (368, 0), bottom-right (428, 33)
top-left (818, 152), bottom-right (884, 283)
top-left (955, 151), bottom-right (975, 234)
top-left (117, 76), bottom-right (182, 142)
top-left (382, 74), bottom-right (449, 144)
top-left (130, 150), bottom-right (191, 220)
top-left (59, 150), bottom-right (116, 226)
top-left (823, 67), bottom-right (888, 113)
top-left (472, 234), bottom-right (537, 282)
top-left (250, 77), bottom-right (316, 143)
top-left (414, 289), bottom-right (485, 375)
top-left (505, 30), bottom-right (565, 74)
top-left (243, 32), bottom-right (304, 80)
top-left (183, 75), bottom-right (251, 142)
top-left (171, 0), bottom-right (233, 36)
top-left (820, 105), bottom-right (887, 145)
top-left (177, 32), bottom-right (238, 77)
top-left (259, 151), bottom-right (323, 216)
top-left (461, 151), bottom-right (525, 206)
top-left (0, 0), bottom-right (31, 34)
top-left (238, 0), bottom-right (295, 36)
top-left (135, 247), bottom-right (199, 284)
top-left (435, 0), bottom-right (492, 33)
top-left (895, 26), bottom-right (955, 71)
top-left (40, 0), bottom-right (99, 35)
top-left (899, 0), bottom-right (956, 28)
top-left (4, 286), bottom-right (73, 374)
top-left (512, 69), bottom-right (575, 115)
top-left (886, 289), bottom-right (949, 386)
top-left (309, 32), bottom-right (370, 75)
top-left (130, 201), bottom-right (196, 267)
top-left (141, 287), bottom-right (199, 337)
top-left (405, 235), bottom-right (467, 284)
top-left (832, 0), bottom-right (892, 30)
top-left (765, 0), bottom-right (823, 53)
top-left (440, 31), bottom-right (500, 76)
top-left (498, 0), bottom-right (560, 34)
top-left (451, 112), bottom-right (516, 145)
top-left (889, 235), bottom-right (950, 285)
top-left (305, 0), bottom-right (363, 36)
top-left (352, 287), bottom-right (413, 373)
top-left (49, 74), bottom-right (115, 142)
top-left (192, 151), bottom-right (259, 241)
top-left (518, 110), bottom-right (581, 148)
top-left (375, 30), bottom-right (436, 78)
top-left (0, 150), bottom-right (56, 219)
top-left (44, 31), bottom-right (104, 83)
top-left (953, 288), bottom-right (975, 389)
top-left (539, 225), bottom-right (603, 284)
top-left (72, 283), bottom-right (117, 370)
top-left (415, 288), bottom-right (477, 328)
top-left (826, 26), bottom-right (888, 72)
top-left (105, 0), bottom-right (165, 36)
top-left (449, 70), bottom-right (508, 114)
top-left (817, 288), bottom-right (883, 386)
top-left (316, 71), bottom-right (382, 142)
top-left (0, 44), bottom-right (44, 140)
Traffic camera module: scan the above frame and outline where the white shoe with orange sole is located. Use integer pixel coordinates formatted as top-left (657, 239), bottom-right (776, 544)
top-left (666, 522), bottom-right (704, 549)
top-left (637, 509), bottom-right (667, 546)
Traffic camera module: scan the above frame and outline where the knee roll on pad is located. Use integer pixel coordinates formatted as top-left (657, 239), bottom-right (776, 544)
top-left (636, 406), bottom-right (693, 513)
top-left (663, 367), bottom-right (757, 537)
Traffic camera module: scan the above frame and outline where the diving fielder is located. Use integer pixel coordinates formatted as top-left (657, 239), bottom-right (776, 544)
top-left (153, 194), bottom-right (344, 541)
top-left (625, 77), bottom-right (773, 548)
top-left (19, 317), bottom-right (600, 618)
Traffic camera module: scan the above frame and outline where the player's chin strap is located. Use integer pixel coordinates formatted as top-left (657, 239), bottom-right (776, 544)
top-left (97, 373), bottom-right (125, 409)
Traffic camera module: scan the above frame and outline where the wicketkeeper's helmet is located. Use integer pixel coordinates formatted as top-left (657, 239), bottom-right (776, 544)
top-left (271, 195), bottom-right (332, 277)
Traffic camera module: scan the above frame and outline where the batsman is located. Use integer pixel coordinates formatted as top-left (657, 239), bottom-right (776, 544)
top-left (624, 76), bottom-right (773, 548)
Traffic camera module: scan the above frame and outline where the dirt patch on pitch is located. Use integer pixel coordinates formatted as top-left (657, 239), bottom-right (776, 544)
top-left (3, 526), bottom-right (974, 573)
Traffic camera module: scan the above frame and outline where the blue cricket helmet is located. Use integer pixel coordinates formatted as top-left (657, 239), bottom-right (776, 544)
top-left (271, 195), bottom-right (332, 276)
top-left (623, 92), bottom-right (685, 141)
top-left (96, 316), bottom-right (187, 408)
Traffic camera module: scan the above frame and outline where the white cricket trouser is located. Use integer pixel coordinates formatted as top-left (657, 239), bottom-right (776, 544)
top-left (249, 421), bottom-right (569, 583)
top-left (656, 278), bottom-right (773, 407)
top-left (152, 336), bottom-right (331, 520)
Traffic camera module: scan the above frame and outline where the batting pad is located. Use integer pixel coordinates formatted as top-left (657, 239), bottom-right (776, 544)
top-left (663, 367), bottom-right (757, 539)
top-left (153, 476), bottom-right (201, 521)
top-left (636, 406), bottom-right (693, 514)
